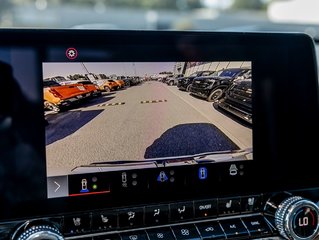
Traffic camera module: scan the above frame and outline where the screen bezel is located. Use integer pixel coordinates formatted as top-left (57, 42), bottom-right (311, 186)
top-left (0, 29), bottom-right (318, 221)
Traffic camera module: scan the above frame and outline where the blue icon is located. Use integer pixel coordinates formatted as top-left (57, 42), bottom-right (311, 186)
top-left (199, 167), bottom-right (208, 180)
top-left (80, 179), bottom-right (89, 193)
top-left (157, 171), bottom-right (168, 182)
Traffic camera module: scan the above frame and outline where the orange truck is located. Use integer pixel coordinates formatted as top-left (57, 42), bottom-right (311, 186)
top-left (96, 79), bottom-right (119, 92)
top-left (60, 80), bottom-right (101, 97)
top-left (43, 79), bottom-right (91, 112)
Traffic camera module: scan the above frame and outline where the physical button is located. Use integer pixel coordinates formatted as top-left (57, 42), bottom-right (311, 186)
top-left (95, 234), bottom-right (121, 240)
top-left (92, 211), bottom-right (117, 231)
top-left (241, 195), bottom-right (262, 213)
top-left (64, 214), bottom-right (91, 235)
top-left (118, 208), bottom-right (144, 228)
top-left (196, 221), bottom-right (225, 239)
top-left (145, 204), bottom-right (169, 225)
top-left (94, 234), bottom-right (121, 240)
top-left (121, 230), bottom-right (148, 240)
top-left (218, 197), bottom-right (241, 216)
top-left (220, 218), bottom-right (249, 238)
top-left (172, 224), bottom-right (201, 240)
top-left (242, 216), bottom-right (272, 237)
top-left (194, 199), bottom-right (217, 219)
top-left (170, 202), bottom-right (194, 222)
top-left (147, 227), bottom-right (175, 240)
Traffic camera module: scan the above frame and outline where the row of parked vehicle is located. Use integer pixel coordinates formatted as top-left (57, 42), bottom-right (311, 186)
top-left (43, 75), bottom-right (142, 112)
top-left (164, 68), bottom-right (252, 125)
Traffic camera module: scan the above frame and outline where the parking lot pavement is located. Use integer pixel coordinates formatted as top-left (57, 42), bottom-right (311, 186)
top-left (46, 82), bottom-right (252, 176)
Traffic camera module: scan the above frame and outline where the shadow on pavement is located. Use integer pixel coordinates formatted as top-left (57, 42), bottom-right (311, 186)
top-left (45, 109), bottom-right (103, 145)
top-left (144, 123), bottom-right (239, 159)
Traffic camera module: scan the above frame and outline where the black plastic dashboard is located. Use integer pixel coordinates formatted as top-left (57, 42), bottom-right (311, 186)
top-left (0, 29), bottom-right (319, 240)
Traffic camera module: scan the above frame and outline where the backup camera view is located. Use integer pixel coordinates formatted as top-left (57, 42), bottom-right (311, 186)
top-left (44, 61), bottom-right (252, 177)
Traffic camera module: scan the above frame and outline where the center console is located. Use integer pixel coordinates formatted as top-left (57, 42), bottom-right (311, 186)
top-left (0, 29), bottom-right (318, 240)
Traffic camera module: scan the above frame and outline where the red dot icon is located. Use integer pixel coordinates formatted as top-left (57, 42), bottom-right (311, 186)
top-left (66, 47), bottom-right (78, 60)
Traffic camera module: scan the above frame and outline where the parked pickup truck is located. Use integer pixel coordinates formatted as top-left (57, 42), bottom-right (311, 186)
top-left (95, 79), bottom-right (119, 92)
top-left (189, 68), bottom-right (251, 102)
top-left (43, 79), bottom-right (92, 112)
top-left (60, 80), bottom-right (101, 97)
top-left (177, 71), bottom-right (215, 92)
top-left (215, 77), bottom-right (252, 125)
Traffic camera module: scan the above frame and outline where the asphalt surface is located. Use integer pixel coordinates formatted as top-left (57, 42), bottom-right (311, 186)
top-left (46, 82), bottom-right (252, 176)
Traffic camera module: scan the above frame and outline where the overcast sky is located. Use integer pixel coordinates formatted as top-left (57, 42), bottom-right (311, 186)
top-left (42, 62), bottom-right (176, 79)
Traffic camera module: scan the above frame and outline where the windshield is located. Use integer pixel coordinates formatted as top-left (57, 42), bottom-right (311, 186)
top-left (43, 80), bottom-right (60, 87)
top-left (189, 72), bottom-right (200, 77)
top-left (219, 69), bottom-right (242, 78)
top-left (0, 0), bottom-right (318, 41)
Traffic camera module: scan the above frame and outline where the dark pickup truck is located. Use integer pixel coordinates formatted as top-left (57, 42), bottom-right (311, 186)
top-left (189, 68), bottom-right (251, 102)
top-left (215, 77), bottom-right (252, 125)
top-left (177, 70), bottom-right (215, 92)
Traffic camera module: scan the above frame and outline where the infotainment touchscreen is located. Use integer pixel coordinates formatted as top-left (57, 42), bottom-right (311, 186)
top-left (43, 61), bottom-right (252, 197)
top-left (1, 30), bottom-right (318, 222)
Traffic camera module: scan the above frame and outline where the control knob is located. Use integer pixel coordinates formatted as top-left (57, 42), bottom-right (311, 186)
top-left (11, 221), bottom-right (64, 240)
top-left (273, 196), bottom-right (319, 240)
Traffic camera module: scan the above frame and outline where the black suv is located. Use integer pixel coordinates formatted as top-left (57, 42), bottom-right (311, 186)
top-left (189, 68), bottom-right (250, 102)
top-left (215, 75), bottom-right (252, 125)
top-left (177, 70), bottom-right (215, 91)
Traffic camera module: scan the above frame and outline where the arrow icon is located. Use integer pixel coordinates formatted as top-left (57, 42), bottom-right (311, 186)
top-left (54, 181), bottom-right (61, 192)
